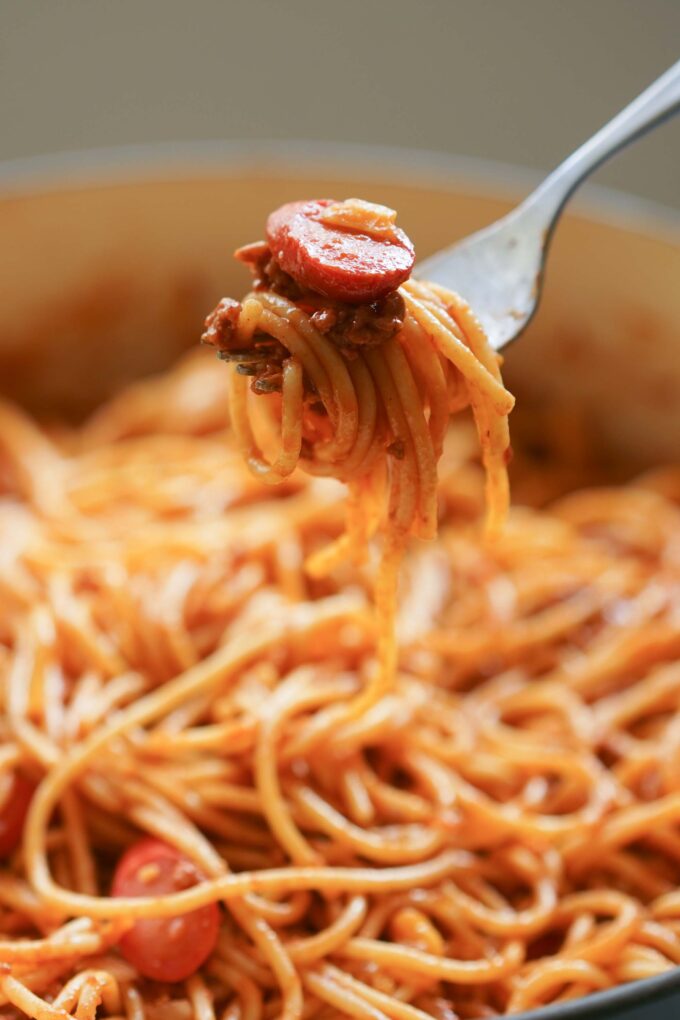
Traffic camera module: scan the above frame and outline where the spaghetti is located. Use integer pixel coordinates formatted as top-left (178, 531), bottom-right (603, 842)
top-left (201, 198), bottom-right (513, 711)
top-left (0, 198), bottom-right (678, 1020)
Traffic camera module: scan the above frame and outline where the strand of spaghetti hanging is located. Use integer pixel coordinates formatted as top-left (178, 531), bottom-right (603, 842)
top-left (202, 198), bottom-right (514, 713)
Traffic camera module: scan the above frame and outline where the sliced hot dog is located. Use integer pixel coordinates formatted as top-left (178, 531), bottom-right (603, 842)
top-left (266, 199), bottom-right (415, 304)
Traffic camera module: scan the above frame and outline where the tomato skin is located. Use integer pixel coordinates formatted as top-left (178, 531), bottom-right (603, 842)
top-left (112, 838), bottom-right (219, 983)
top-left (266, 199), bottom-right (415, 304)
top-left (0, 773), bottom-right (35, 858)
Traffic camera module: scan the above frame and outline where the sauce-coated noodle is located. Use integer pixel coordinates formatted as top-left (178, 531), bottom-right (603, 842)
top-left (2, 200), bottom-right (680, 1019)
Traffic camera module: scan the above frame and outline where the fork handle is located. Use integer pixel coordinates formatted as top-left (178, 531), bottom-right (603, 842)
top-left (524, 59), bottom-right (680, 227)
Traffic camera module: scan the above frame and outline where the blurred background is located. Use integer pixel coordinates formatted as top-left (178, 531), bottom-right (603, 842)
top-left (2, 0), bottom-right (679, 208)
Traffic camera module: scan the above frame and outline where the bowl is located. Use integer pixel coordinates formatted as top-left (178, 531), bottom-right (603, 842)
top-left (1, 142), bottom-right (679, 1020)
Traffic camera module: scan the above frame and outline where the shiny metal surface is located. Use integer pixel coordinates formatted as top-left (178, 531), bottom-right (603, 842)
top-left (418, 61), bottom-right (680, 350)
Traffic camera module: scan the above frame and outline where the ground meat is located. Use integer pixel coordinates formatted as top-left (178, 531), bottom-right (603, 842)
top-left (235, 244), bottom-right (406, 349)
top-left (386, 439), bottom-right (406, 459)
top-left (201, 297), bottom-right (288, 394)
top-left (221, 336), bottom-right (289, 394)
top-left (204, 246), bottom-right (407, 400)
top-left (235, 242), bottom-right (303, 300)
top-left (308, 290), bottom-right (406, 349)
top-left (201, 297), bottom-right (242, 352)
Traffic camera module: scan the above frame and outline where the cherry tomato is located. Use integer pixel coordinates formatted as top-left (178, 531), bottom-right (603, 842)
top-left (0, 773), bottom-right (35, 858)
top-left (266, 199), bottom-right (415, 304)
top-left (112, 838), bottom-right (219, 982)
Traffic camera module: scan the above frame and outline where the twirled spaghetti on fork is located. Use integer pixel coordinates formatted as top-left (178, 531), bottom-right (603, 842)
top-left (201, 199), bottom-right (513, 708)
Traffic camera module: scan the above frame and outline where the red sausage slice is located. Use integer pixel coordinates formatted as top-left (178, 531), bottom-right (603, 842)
top-left (112, 838), bottom-right (219, 982)
top-left (0, 773), bottom-right (34, 858)
top-left (266, 199), bottom-right (415, 304)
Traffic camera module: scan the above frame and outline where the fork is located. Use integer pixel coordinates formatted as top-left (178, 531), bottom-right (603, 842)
top-left (416, 60), bottom-right (680, 352)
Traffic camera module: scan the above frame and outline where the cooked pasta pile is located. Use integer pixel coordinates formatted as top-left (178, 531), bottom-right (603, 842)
top-left (1, 198), bottom-right (680, 1020)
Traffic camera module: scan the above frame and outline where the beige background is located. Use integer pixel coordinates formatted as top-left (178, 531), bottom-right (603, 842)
top-left (2, 0), bottom-right (679, 208)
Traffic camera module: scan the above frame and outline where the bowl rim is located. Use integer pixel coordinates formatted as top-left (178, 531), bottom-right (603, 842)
top-left (0, 139), bottom-right (679, 246)
top-left (512, 964), bottom-right (680, 1020)
top-left (2, 138), bottom-right (679, 1019)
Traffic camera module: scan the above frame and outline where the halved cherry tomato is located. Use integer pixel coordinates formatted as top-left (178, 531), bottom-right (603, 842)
top-left (112, 837), bottom-right (219, 982)
top-left (0, 773), bottom-right (35, 858)
top-left (266, 199), bottom-right (415, 304)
